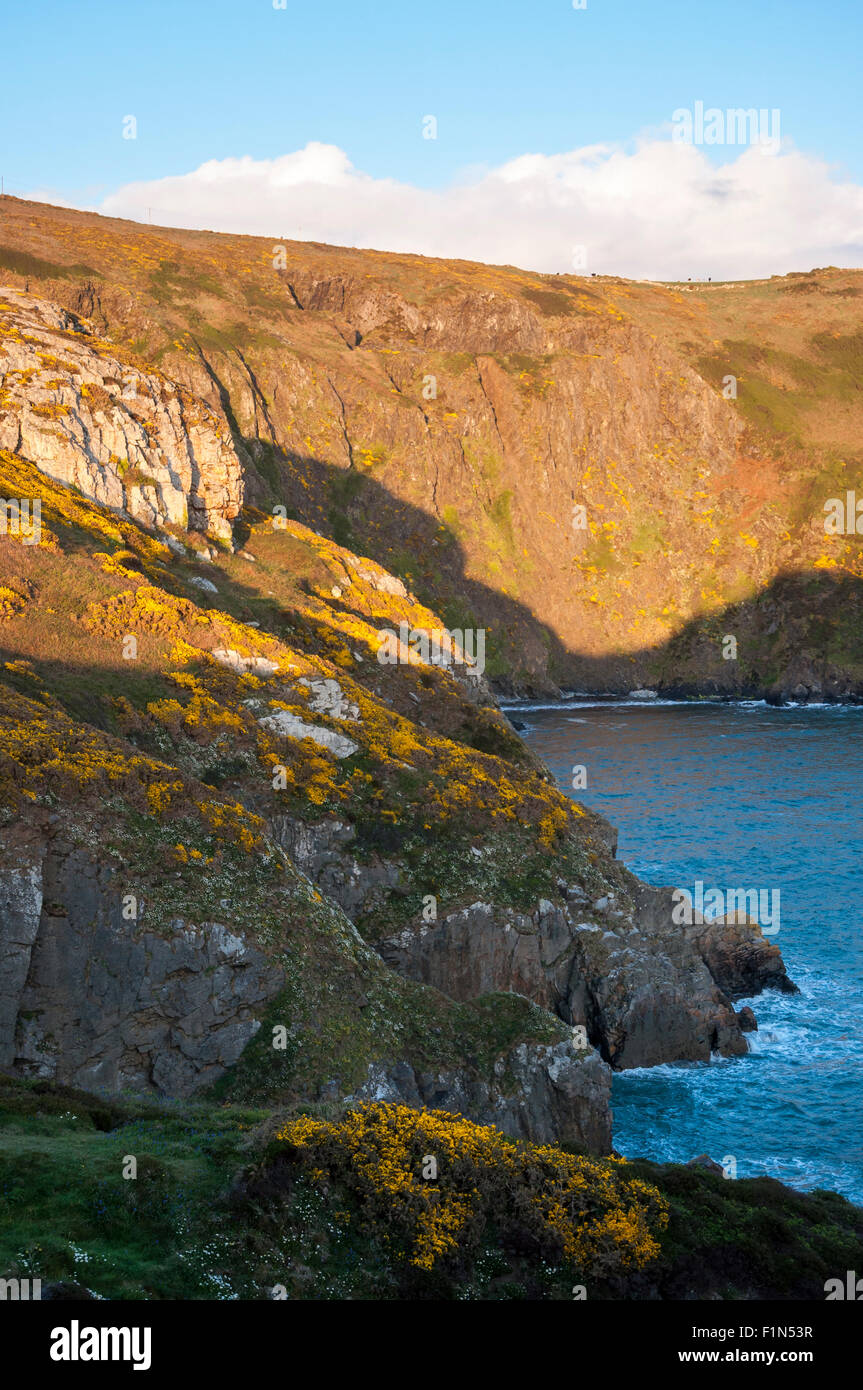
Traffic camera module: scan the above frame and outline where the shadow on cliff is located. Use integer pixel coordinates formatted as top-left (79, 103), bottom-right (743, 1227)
top-left (236, 439), bottom-right (863, 702)
top-left (2, 445), bottom-right (860, 715)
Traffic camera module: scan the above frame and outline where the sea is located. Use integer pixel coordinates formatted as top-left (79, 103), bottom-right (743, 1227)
top-left (512, 697), bottom-right (863, 1206)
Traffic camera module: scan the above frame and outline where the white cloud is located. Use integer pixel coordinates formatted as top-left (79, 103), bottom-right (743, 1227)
top-left (89, 139), bottom-right (863, 280)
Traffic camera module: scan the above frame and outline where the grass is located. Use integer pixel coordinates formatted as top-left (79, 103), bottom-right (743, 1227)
top-left (2, 1077), bottom-right (861, 1301)
top-left (0, 1078), bottom-right (267, 1300)
top-left (0, 244), bottom-right (100, 282)
top-left (521, 287), bottom-right (576, 317)
top-left (148, 259), bottom-right (225, 306)
top-left (582, 531), bottom-right (622, 575)
top-left (499, 352), bottom-right (557, 395)
top-left (624, 1158), bottom-right (863, 1300)
top-left (629, 517), bottom-right (667, 560)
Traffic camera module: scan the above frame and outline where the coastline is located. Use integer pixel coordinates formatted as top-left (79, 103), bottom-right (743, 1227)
top-left (498, 690), bottom-right (863, 712)
top-left (517, 696), bottom-right (863, 1208)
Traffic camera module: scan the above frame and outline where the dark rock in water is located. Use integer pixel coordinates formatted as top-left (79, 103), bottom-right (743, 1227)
top-left (687, 1154), bottom-right (724, 1176)
top-left (373, 876), bottom-right (791, 1075)
top-left (736, 1005), bottom-right (758, 1032)
top-left (508, 717), bottom-right (527, 731)
top-left (691, 913), bottom-right (799, 1001)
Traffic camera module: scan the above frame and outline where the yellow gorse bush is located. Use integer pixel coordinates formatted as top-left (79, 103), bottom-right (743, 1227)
top-left (274, 1102), bottom-right (667, 1275)
top-left (0, 449), bottom-right (170, 564)
top-left (0, 682), bottom-right (266, 860)
top-left (0, 584), bottom-right (28, 620)
top-left (0, 449), bottom-right (583, 850)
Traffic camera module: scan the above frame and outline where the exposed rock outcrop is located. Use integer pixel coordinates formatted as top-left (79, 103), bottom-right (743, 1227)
top-left (270, 815), bottom-right (796, 1069)
top-left (0, 835), bottom-right (282, 1095)
top-left (346, 1040), bottom-right (612, 1153)
top-left (3, 202), bottom-right (863, 699)
top-left (0, 825), bottom-right (612, 1150)
top-left (0, 277), bottom-right (803, 1152)
top-left (258, 708), bottom-right (359, 758)
top-left (0, 287), bottom-right (243, 540)
top-left (271, 816), bottom-right (401, 922)
top-left (691, 912), bottom-right (799, 1000)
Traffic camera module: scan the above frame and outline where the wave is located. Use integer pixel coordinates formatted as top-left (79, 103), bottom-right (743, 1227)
top-left (505, 698), bottom-right (731, 711)
top-left (503, 696), bottom-right (863, 713)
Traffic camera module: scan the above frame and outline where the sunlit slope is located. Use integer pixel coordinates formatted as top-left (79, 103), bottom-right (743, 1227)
top-left (1, 197), bottom-right (861, 697)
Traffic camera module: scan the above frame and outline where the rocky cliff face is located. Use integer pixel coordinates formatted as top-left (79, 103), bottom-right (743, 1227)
top-left (0, 823), bottom-right (610, 1150)
top-left (0, 287), bottom-right (243, 540)
top-left (0, 271), bottom-right (799, 1156)
top-left (0, 806), bottom-right (611, 1150)
top-left (0, 420), bottom-right (618, 1150)
top-left (0, 828), bottom-right (282, 1094)
top-left (277, 813), bottom-right (794, 1070)
top-left (2, 197), bottom-right (860, 699)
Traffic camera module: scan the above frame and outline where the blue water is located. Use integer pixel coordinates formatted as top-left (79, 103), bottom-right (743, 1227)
top-left (514, 699), bottom-right (863, 1205)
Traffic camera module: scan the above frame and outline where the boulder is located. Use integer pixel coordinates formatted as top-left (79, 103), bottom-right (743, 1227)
top-left (687, 1153), bottom-right (724, 1175)
top-left (691, 914), bottom-right (798, 1000)
top-left (257, 709), bottom-right (359, 758)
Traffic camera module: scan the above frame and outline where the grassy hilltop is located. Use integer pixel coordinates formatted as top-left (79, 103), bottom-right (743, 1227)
top-left (1, 196), bottom-right (862, 696)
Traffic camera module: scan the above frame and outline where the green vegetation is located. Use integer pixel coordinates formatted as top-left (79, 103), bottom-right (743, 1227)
top-left (440, 504), bottom-right (462, 540)
top-left (499, 352), bottom-right (556, 395)
top-left (582, 530), bottom-right (622, 575)
top-left (0, 244), bottom-right (100, 281)
top-left (521, 287), bottom-right (576, 317)
top-left (148, 259), bottom-right (225, 306)
top-left (248, 440), bottom-right (284, 495)
top-left (436, 351), bottom-right (474, 376)
top-left (698, 335), bottom-right (863, 448)
top-left (625, 1158), bottom-right (863, 1300)
top-left (629, 516), bottom-right (667, 560)
top-left (326, 467), bottom-right (366, 546)
top-left (3, 1078), bottom-right (860, 1301)
top-left (0, 1077), bottom-right (266, 1300)
top-left (488, 489), bottom-right (514, 533)
top-left (811, 329), bottom-right (863, 375)
top-left (212, 979), bottom-right (569, 1109)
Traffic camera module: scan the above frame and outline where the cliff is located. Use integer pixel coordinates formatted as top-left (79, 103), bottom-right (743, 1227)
top-left (0, 282), bottom-right (795, 1157)
top-left (1, 197), bottom-right (862, 699)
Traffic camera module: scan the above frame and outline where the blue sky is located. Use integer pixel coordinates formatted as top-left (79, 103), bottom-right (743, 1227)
top-left (2, 0), bottom-right (861, 199)
top-left (2, 0), bottom-right (862, 279)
